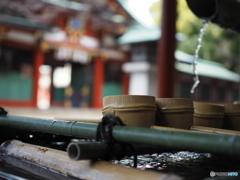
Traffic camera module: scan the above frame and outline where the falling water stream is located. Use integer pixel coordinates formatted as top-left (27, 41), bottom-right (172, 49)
top-left (190, 20), bottom-right (209, 94)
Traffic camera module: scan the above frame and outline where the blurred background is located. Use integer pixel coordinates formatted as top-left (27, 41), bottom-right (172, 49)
top-left (0, 0), bottom-right (239, 111)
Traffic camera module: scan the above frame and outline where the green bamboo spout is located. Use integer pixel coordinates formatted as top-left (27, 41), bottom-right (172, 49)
top-left (67, 141), bottom-right (166, 160)
top-left (0, 115), bottom-right (240, 157)
top-left (186, 0), bottom-right (240, 33)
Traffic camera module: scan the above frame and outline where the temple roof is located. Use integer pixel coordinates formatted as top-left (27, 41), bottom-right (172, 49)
top-left (0, 0), bottom-right (137, 33)
top-left (117, 25), bottom-right (186, 44)
top-left (175, 51), bottom-right (239, 82)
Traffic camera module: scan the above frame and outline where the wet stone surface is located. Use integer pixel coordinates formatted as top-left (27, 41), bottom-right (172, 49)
top-left (112, 151), bottom-right (240, 180)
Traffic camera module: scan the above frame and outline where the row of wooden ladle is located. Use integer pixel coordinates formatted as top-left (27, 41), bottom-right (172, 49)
top-left (102, 95), bottom-right (240, 131)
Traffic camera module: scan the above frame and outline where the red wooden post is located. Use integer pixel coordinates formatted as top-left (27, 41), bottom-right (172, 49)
top-left (121, 71), bottom-right (129, 95)
top-left (157, 0), bottom-right (177, 98)
top-left (56, 17), bottom-right (66, 30)
top-left (32, 50), bottom-right (44, 106)
top-left (92, 57), bottom-right (104, 108)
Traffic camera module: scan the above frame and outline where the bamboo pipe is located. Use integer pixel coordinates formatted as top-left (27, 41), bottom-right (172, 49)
top-left (0, 140), bottom-right (181, 180)
top-left (67, 141), bottom-right (107, 160)
top-left (0, 115), bottom-right (240, 157)
top-left (57, 117), bottom-right (100, 123)
top-left (0, 115), bottom-right (97, 138)
top-left (67, 142), bottom-right (169, 160)
top-left (0, 154), bottom-right (78, 180)
top-left (152, 125), bottom-right (240, 136)
top-left (190, 126), bottom-right (240, 136)
top-left (186, 0), bottom-right (240, 33)
top-left (151, 126), bottom-right (187, 131)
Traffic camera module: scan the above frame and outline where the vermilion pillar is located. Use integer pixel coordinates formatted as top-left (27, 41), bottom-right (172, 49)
top-left (122, 71), bottom-right (129, 95)
top-left (56, 17), bottom-right (67, 30)
top-left (92, 57), bottom-right (104, 108)
top-left (32, 50), bottom-right (44, 106)
top-left (157, 0), bottom-right (177, 98)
